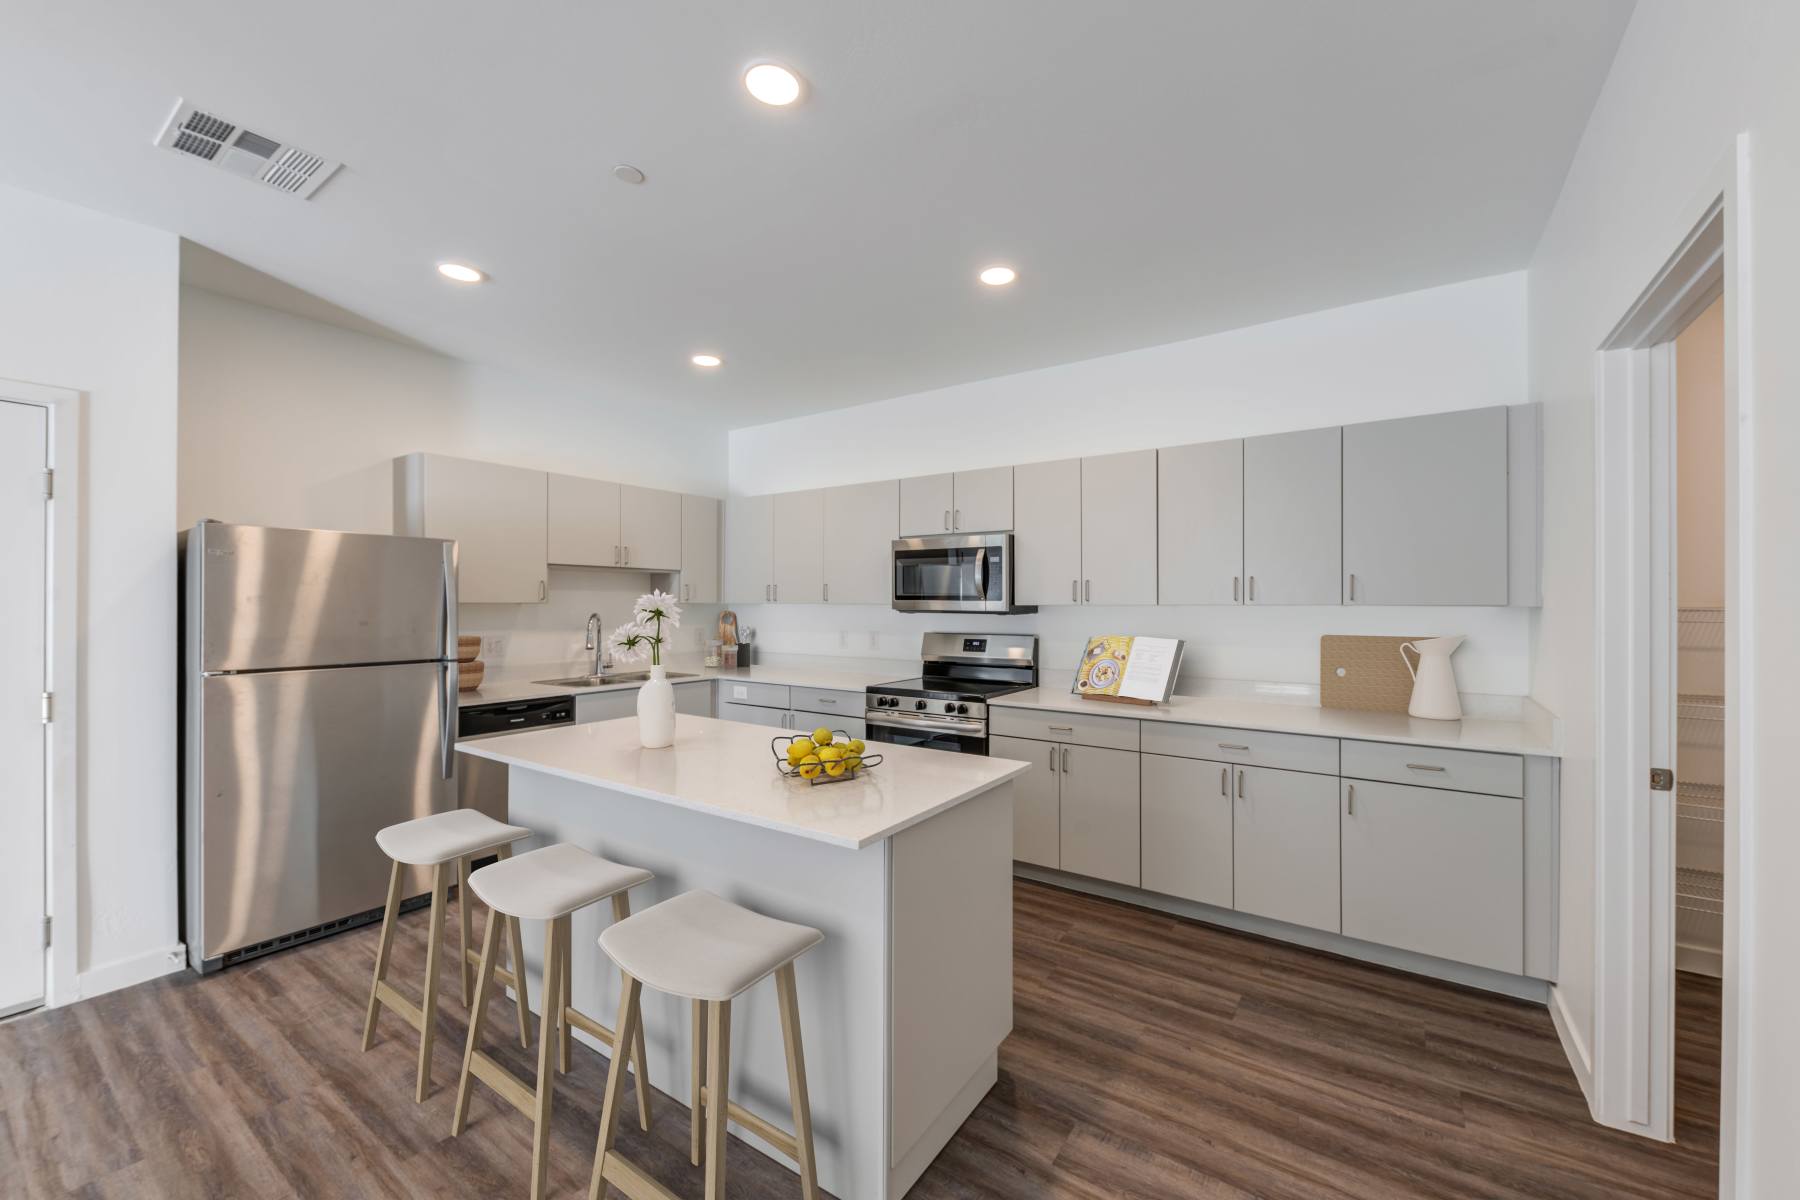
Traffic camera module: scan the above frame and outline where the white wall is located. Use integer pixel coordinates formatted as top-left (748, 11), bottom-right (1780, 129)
top-left (728, 273), bottom-right (1533, 696)
top-left (178, 285), bottom-right (730, 534)
top-left (1525, 0), bottom-right (1800, 1187)
top-left (0, 184), bottom-right (181, 995)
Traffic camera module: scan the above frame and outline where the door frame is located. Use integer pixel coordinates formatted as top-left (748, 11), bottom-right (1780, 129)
top-left (1589, 134), bottom-right (1748, 1183)
top-left (0, 378), bottom-right (84, 1010)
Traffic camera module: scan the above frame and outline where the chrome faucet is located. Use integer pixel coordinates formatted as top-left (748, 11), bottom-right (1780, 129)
top-left (585, 612), bottom-right (608, 678)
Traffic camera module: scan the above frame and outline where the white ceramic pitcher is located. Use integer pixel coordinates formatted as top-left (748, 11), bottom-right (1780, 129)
top-left (1400, 635), bottom-right (1464, 721)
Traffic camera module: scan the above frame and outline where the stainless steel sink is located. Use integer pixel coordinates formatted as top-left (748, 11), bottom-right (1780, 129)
top-left (533, 671), bottom-right (697, 687)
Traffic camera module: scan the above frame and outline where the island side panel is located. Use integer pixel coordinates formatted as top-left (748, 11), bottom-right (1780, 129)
top-left (888, 780), bottom-right (1014, 1195)
top-left (506, 766), bottom-right (890, 1200)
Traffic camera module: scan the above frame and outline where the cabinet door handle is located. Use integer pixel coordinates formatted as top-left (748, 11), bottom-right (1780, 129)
top-left (773, 583), bottom-right (779, 602)
top-left (1071, 579), bottom-right (1079, 602)
top-left (1047, 725), bottom-right (1073, 732)
top-left (614, 544), bottom-right (620, 565)
top-left (1406, 763), bottom-right (1447, 772)
top-left (1061, 746), bottom-right (1070, 773)
top-left (538, 579), bottom-right (546, 601)
top-left (1346, 783), bottom-right (1355, 815)
top-left (1049, 745), bottom-right (1057, 773)
top-left (1236, 768), bottom-right (1244, 799)
top-left (954, 508), bottom-right (961, 530)
top-left (1220, 766), bottom-right (1228, 797)
top-left (1348, 573), bottom-right (1357, 602)
top-left (1218, 742), bottom-right (1250, 751)
top-left (1248, 575), bottom-right (1256, 602)
top-left (944, 509), bottom-right (951, 530)
top-left (823, 583), bottom-right (829, 602)
top-left (1083, 579), bottom-right (1091, 602)
top-left (1233, 575), bottom-right (1241, 602)
top-left (625, 546), bottom-right (631, 565)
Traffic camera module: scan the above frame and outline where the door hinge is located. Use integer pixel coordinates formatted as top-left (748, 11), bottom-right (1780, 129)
top-left (41, 691), bottom-right (53, 724)
top-left (43, 916), bottom-right (51, 948)
top-left (44, 468), bottom-right (54, 499)
top-left (1650, 767), bottom-right (1674, 792)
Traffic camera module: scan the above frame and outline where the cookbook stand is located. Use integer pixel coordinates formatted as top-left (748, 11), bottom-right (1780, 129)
top-left (1071, 635), bottom-right (1184, 706)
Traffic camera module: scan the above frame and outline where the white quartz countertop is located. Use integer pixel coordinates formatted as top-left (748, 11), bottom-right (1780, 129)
top-left (992, 687), bottom-right (1559, 757)
top-left (457, 713), bottom-right (1028, 849)
top-left (457, 659), bottom-right (914, 709)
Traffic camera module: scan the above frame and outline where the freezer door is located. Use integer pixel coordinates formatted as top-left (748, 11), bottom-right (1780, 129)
top-left (189, 660), bottom-right (457, 963)
top-left (193, 522), bottom-right (455, 672)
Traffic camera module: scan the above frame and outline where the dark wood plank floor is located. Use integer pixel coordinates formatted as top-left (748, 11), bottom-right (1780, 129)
top-left (1, 881), bottom-right (1719, 1199)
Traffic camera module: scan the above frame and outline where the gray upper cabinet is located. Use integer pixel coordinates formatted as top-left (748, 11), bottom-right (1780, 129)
top-left (546, 472), bottom-right (622, 568)
top-left (397, 453), bottom-right (548, 604)
top-left (1079, 449), bottom-right (1158, 605)
top-left (1158, 439), bottom-right (1244, 605)
top-left (724, 494), bottom-right (773, 603)
top-left (1013, 458), bottom-right (1083, 606)
top-left (771, 489), bottom-right (825, 603)
top-left (822, 480), bottom-right (897, 604)
top-left (952, 466), bottom-right (1014, 533)
top-left (680, 494), bottom-right (721, 603)
top-left (1243, 427), bottom-right (1341, 605)
top-left (898, 473), bottom-right (954, 536)
top-left (1342, 407), bottom-right (1509, 606)
top-left (619, 484), bottom-right (683, 571)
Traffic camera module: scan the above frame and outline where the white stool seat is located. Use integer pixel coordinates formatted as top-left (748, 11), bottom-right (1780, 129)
top-left (469, 843), bottom-right (653, 921)
top-left (375, 808), bottom-right (529, 866)
top-left (599, 890), bottom-right (823, 1002)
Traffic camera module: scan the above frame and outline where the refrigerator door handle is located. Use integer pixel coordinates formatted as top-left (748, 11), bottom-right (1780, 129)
top-left (438, 660), bottom-right (457, 780)
top-left (440, 540), bottom-right (458, 662)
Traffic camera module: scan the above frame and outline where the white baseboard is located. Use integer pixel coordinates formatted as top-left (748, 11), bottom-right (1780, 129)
top-left (76, 943), bottom-right (187, 1001)
top-left (1548, 983), bottom-right (1595, 1110)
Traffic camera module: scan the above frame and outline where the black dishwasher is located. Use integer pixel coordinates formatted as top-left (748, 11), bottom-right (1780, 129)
top-left (457, 695), bottom-right (575, 836)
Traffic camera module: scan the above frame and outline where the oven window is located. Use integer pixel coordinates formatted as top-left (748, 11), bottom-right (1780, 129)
top-left (894, 545), bottom-right (1000, 602)
top-left (865, 721), bottom-right (987, 755)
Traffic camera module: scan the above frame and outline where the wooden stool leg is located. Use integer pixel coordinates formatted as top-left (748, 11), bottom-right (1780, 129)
top-left (558, 916), bottom-right (573, 1074)
top-left (611, 892), bottom-right (652, 1131)
top-left (529, 917), bottom-right (564, 1200)
top-left (689, 998), bottom-right (706, 1166)
top-left (361, 860), bottom-right (404, 1051)
top-left (416, 863), bottom-right (451, 1102)
top-left (497, 844), bottom-right (532, 1050)
top-left (451, 909), bottom-right (502, 1136)
top-left (776, 963), bottom-right (820, 1200)
top-left (705, 998), bottom-right (732, 1200)
top-left (586, 971), bottom-right (644, 1200)
top-left (458, 856), bottom-right (474, 1006)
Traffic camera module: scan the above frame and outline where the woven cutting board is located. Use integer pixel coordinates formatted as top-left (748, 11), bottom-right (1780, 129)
top-left (1320, 635), bottom-right (1424, 714)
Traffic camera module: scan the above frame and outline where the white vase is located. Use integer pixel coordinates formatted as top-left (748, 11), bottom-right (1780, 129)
top-left (637, 664), bottom-right (676, 748)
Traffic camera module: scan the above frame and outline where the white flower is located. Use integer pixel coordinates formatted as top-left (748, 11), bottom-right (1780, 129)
top-left (608, 621), bottom-right (652, 664)
top-left (633, 589), bottom-right (682, 629)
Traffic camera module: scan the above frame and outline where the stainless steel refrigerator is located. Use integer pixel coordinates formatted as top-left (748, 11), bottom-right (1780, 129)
top-left (182, 521), bottom-right (458, 972)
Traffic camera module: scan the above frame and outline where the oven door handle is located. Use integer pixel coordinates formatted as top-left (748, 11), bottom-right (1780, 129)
top-left (865, 709), bottom-right (986, 736)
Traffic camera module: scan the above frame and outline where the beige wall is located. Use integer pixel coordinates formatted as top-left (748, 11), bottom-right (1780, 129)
top-left (1676, 296), bottom-right (1726, 609)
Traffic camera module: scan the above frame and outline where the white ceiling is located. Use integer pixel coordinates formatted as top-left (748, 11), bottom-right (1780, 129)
top-left (0, 1), bottom-right (1632, 427)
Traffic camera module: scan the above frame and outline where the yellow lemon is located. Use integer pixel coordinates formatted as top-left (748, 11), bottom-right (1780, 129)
top-left (798, 754), bottom-right (822, 779)
top-left (790, 735), bottom-right (814, 754)
top-left (786, 743), bottom-right (809, 766)
top-left (846, 738), bottom-right (865, 755)
top-left (843, 754), bottom-right (862, 772)
top-left (817, 745), bottom-right (843, 762)
top-left (825, 759), bottom-right (846, 777)
top-left (811, 726), bottom-right (835, 746)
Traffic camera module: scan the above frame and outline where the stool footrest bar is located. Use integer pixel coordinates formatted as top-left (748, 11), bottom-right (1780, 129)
top-left (599, 1153), bottom-right (683, 1200)
top-left (374, 981), bottom-right (425, 1034)
top-left (469, 1049), bottom-right (537, 1118)
top-left (697, 1087), bottom-right (801, 1160)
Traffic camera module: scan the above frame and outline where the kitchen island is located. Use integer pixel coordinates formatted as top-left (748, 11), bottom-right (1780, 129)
top-left (457, 714), bottom-right (1026, 1199)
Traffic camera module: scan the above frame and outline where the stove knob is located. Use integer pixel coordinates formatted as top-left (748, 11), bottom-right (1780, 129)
top-left (914, 699), bottom-right (927, 710)
top-left (943, 702), bottom-right (956, 713)
top-left (956, 703), bottom-right (969, 715)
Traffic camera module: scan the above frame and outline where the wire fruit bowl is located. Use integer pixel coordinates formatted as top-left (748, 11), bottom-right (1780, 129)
top-left (771, 731), bottom-right (882, 786)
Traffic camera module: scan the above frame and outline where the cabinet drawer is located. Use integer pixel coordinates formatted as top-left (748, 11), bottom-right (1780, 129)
top-left (990, 706), bottom-right (1139, 751)
top-left (1340, 740), bottom-right (1523, 798)
top-left (717, 699), bottom-right (789, 729)
top-left (789, 686), bottom-right (862, 718)
top-left (717, 680), bottom-right (791, 710)
top-left (1141, 722), bottom-right (1338, 776)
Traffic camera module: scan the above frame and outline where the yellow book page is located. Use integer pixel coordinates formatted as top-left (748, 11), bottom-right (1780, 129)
top-left (1073, 635), bottom-right (1134, 696)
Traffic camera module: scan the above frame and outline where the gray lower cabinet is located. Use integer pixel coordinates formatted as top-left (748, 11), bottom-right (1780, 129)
top-left (1057, 744), bottom-right (1141, 886)
top-left (1140, 753), bottom-right (1233, 907)
top-left (1342, 406), bottom-right (1509, 606)
top-left (1231, 764), bottom-right (1340, 932)
top-left (1340, 778), bottom-right (1523, 973)
top-left (717, 698), bottom-right (789, 729)
top-left (675, 682), bottom-right (714, 717)
top-left (992, 735), bottom-right (1061, 869)
top-left (576, 681), bottom-right (714, 723)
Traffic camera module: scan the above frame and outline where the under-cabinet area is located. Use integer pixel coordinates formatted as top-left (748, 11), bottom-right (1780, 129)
top-left (994, 702), bottom-right (1557, 990)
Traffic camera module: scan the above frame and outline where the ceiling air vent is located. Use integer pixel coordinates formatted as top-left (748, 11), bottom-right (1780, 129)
top-left (155, 100), bottom-right (341, 200)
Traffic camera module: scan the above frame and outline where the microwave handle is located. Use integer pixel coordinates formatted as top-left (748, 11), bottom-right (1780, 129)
top-left (974, 547), bottom-right (988, 600)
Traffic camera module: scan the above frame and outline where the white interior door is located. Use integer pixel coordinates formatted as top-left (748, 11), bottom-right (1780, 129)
top-left (0, 399), bottom-right (47, 1017)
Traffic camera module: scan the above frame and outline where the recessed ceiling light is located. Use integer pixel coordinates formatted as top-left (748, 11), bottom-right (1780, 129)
top-left (437, 262), bottom-right (485, 284)
top-left (612, 164), bottom-right (646, 185)
top-left (744, 63), bottom-right (803, 106)
top-left (978, 265), bottom-right (1017, 286)
top-left (691, 353), bottom-right (723, 368)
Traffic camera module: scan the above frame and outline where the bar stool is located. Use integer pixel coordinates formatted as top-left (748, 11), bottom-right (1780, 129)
top-left (363, 808), bottom-right (533, 1102)
top-left (588, 890), bottom-right (824, 1200)
top-left (452, 843), bottom-right (655, 1200)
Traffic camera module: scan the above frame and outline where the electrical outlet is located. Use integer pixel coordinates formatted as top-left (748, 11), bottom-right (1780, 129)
top-left (482, 634), bottom-right (506, 659)
top-left (838, 630), bottom-right (849, 649)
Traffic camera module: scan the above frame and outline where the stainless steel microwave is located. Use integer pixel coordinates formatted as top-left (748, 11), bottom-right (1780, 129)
top-left (891, 533), bottom-right (1036, 614)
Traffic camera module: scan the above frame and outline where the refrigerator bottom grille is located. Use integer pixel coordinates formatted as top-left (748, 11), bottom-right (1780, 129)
top-left (211, 892), bottom-right (434, 972)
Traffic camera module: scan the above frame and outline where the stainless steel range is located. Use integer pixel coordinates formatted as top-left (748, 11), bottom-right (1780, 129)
top-left (864, 632), bottom-right (1038, 755)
